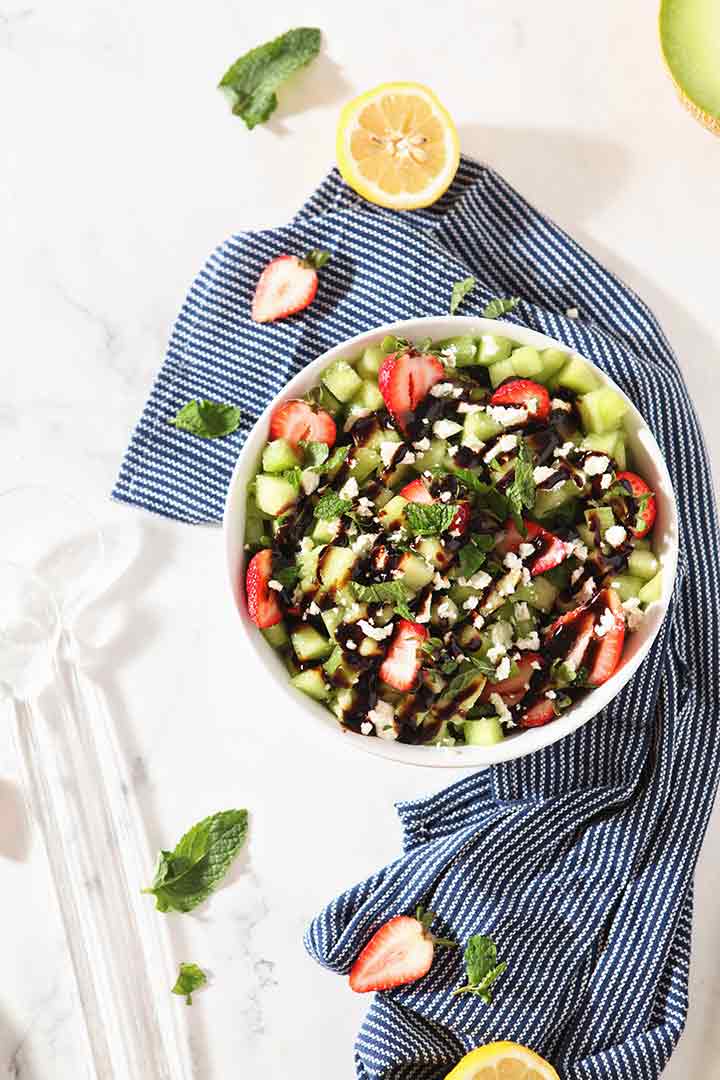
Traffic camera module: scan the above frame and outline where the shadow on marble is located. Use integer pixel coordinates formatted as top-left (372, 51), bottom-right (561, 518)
top-left (0, 779), bottom-right (30, 862)
top-left (266, 51), bottom-right (353, 135)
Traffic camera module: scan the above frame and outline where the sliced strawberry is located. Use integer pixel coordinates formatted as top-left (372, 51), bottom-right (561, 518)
top-left (586, 587), bottom-right (626, 686)
top-left (520, 698), bottom-right (557, 727)
top-left (497, 517), bottom-right (571, 577)
top-left (269, 399), bottom-right (336, 449)
top-left (349, 907), bottom-right (451, 993)
top-left (379, 620), bottom-right (429, 691)
top-left (480, 652), bottom-right (543, 706)
top-left (545, 607), bottom-right (596, 671)
top-left (245, 549), bottom-right (282, 629)
top-left (251, 252), bottom-right (327, 323)
top-left (490, 378), bottom-right (551, 422)
top-left (400, 478), bottom-right (434, 504)
top-left (615, 470), bottom-right (657, 538)
top-left (378, 350), bottom-right (445, 432)
top-left (449, 500), bottom-right (470, 535)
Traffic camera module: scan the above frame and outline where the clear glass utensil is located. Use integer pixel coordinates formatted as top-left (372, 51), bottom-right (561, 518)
top-left (0, 489), bottom-right (193, 1079)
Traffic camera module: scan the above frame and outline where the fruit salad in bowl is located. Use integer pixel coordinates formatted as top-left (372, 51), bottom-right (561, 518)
top-left (225, 317), bottom-right (677, 767)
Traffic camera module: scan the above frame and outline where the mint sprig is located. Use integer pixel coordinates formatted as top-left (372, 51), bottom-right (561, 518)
top-left (218, 27), bottom-right (321, 130)
top-left (405, 503), bottom-right (457, 537)
top-left (169, 400), bottom-right (241, 439)
top-left (453, 934), bottom-right (507, 1004)
top-left (482, 297), bottom-right (520, 319)
top-left (171, 963), bottom-right (207, 1005)
top-left (314, 491), bottom-right (351, 520)
top-left (450, 276), bottom-right (476, 315)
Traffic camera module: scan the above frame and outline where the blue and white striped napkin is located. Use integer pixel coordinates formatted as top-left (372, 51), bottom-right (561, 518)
top-left (114, 158), bottom-right (720, 1078)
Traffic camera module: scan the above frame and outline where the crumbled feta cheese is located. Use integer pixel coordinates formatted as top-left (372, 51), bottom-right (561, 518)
top-left (570, 567), bottom-right (584, 585)
top-left (268, 579), bottom-right (283, 592)
top-left (360, 721), bottom-right (373, 736)
top-left (346, 639), bottom-right (357, 650)
top-left (531, 660), bottom-right (542, 671)
top-left (451, 386), bottom-right (464, 398)
top-left (518, 543), bottom-right (535, 559)
top-left (433, 572), bottom-right (450, 590)
top-left (440, 345), bottom-right (457, 368)
top-left (301, 469), bottom-right (320, 495)
top-left (487, 643), bottom-right (507, 663)
top-left (412, 437), bottom-right (431, 452)
top-left (526, 396), bottom-right (538, 415)
top-left (600, 473), bottom-right (612, 490)
top-left (306, 600), bottom-right (320, 616)
top-left (551, 398), bottom-right (572, 413)
top-left (404, 451), bottom-right (417, 465)
top-left (491, 620), bottom-right (514, 648)
top-left (484, 433), bottom-right (518, 463)
top-left (367, 699), bottom-right (398, 740)
top-left (553, 441), bottom-right (575, 459)
top-left (533, 465), bottom-right (558, 484)
top-left (622, 597), bottom-right (644, 631)
top-left (503, 551), bottom-right (523, 570)
top-left (298, 536), bottom-right (314, 556)
top-left (472, 613), bottom-right (486, 630)
top-left (514, 602), bottom-right (530, 622)
top-left (416, 594), bottom-right (432, 623)
top-left (577, 578), bottom-right (596, 604)
top-left (521, 566), bottom-right (532, 586)
top-left (436, 599), bottom-right (456, 622)
top-left (571, 539), bottom-right (589, 562)
top-left (355, 497), bottom-right (374, 518)
top-left (439, 490), bottom-right (452, 502)
top-left (447, 444), bottom-right (459, 458)
top-left (605, 525), bottom-right (627, 548)
top-left (584, 454), bottom-right (610, 477)
top-left (457, 401), bottom-right (483, 414)
top-left (358, 619), bottom-right (394, 641)
top-left (433, 419), bottom-right (463, 439)
top-left (380, 441), bottom-right (400, 468)
top-left (351, 532), bottom-right (378, 556)
top-left (430, 382), bottom-right (456, 398)
top-left (458, 569), bottom-right (492, 589)
top-left (545, 690), bottom-right (557, 700)
top-left (462, 596), bottom-right (479, 611)
top-left (595, 607), bottom-right (617, 638)
top-left (339, 476), bottom-right (359, 500)
top-left (566, 306), bottom-right (579, 319)
top-left (388, 529), bottom-right (406, 544)
top-left (495, 656), bottom-right (511, 681)
top-left (516, 631), bottom-right (540, 651)
top-left (486, 405), bottom-right (528, 427)
top-left (489, 692), bottom-right (512, 724)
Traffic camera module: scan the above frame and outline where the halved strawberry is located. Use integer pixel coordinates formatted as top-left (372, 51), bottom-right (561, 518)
top-left (615, 470), bottom-right (657, 538)
top-left (349, 906), bottom-right (453, 993)
top-left (586, 587), bottom-right (626, 686)
top-left (269, 399), bottom-right (336, 448)
top-left (480, 652), bottom-right (543, 706)
top-left (497, 518), bottom-right (571, 577)
top-left (251, 250), bottom-right (329, 324)
top-left (400, 477), bottom-right (434, 504)
top-left (490, 378), bottom-right (551, 422)
top-left (400, 480), bottom-right (469, 534)
top-left (245, 549), bottom-right (282, 629)
top-left (378, 350), bottom-right (445, 433)
top-left (545, 606), bottom-right (596, 671)
top-left (520, 698), bottom-right (556, 727)
top-left (379, 620), bottom-right (429, 691)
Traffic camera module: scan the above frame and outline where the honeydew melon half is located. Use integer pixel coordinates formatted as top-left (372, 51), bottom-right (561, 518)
top-left (660, 0), bottom-right (720, 134)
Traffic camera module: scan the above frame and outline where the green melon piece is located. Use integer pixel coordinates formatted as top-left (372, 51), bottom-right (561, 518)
top-left (555, 356), bottom-right (601, 395)
top-left (397, 552), bottom-right (434, 591)
top-left (464, 716), bottom-right (505, 746)
top-left (510, 346), bottom-right (543, 378)
top-left (660, 0), bottom-right (720, 133)
top-left (436, 335), bottom-right (477, 366)
top-left (413, 438), bottom-right (448, 472)
top-left (353, 379), bottom-right (385, 411)
top-left (578, 388), bottom-right (629, 435)
top-left (262, 438), bottom-right (301, 474)
top-left (357, 344), bottom-right (385, 379)
top-left (628, 549), bottom-right (659, 581)
top-left (291, 667), bottom-right (330, 701)
top-left (261, 622), bottom-right (289, 649)
top-left (255, 474), bottom-right (298, 517)
top-left (489, 357), bottom-right (516, 388)
top-left (538, 348), bottom-right (568, 383)
top-left (610, 574), bottom-right (644, 602)
top-left (318, 546), bottom-right (357, 588)
top-left (639, 570), bottom-right (663, 606)
top-left (476, 334), bottom-right (513, 366)
top-left (290, 626), bottom-right (333, 663)
top-left (462, 410), bottom-right (502, 448)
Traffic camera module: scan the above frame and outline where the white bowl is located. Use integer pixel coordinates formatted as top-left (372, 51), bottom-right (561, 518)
top-left (224, 316), bottom-right (678, 768)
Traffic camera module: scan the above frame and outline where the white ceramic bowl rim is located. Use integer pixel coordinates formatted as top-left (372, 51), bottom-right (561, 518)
top-left (224, 316), bottom-right (679, 768)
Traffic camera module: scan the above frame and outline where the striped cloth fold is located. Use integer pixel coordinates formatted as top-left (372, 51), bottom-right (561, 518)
top-left (113, 158), bottom-right (720, 1078)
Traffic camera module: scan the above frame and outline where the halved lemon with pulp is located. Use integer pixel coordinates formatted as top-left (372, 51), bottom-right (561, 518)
top-left (336, 81), bottom-right (460, 210)
top-left (443, 1041), bottom-right (560, 1080)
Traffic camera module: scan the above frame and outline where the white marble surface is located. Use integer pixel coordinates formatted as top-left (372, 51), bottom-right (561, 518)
top-left (1, 2), bottom-right (720, 1077)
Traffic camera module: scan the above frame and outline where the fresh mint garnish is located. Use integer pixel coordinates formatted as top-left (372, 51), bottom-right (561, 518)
top-left (405, 503), bottom-right (457, 537)
top-left (350, 580), bottom-right (411, 606)
top-left (272, 564), bottom-right (299, 590)
top-left (168, 400), bottom-right (241, 439)
top-left (454, 469), bottom-right (510, 520)
top-left (143, 809), bottom-right (248, 914)
top-left (458, 534), bottom-right (495, 578)
top-left (281, 466), bottom-right (303, 490)
top-left (394, 600), bottom-right (417, 622)
top-left (172, 963), bottom-right (207, 1005)
top-left (453, 934), bottom-right (507, 1003)
top-left (314, 491), bottom-right (351, 520)
top-left (218, 27), bottom-right (321, 129)
top-left (482, 297), bottom-right (520, 319)
top-left (300, 440), bottom-right (329, 467)
top-left (450, 276), bottom-right (476, 315)
top-left (505, 438), bottom-right (535, 529)
top-left (320, 446), bottom-right (350, 474)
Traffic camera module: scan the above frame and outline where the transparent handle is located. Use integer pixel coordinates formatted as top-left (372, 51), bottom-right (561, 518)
top-left (8, 631), bottom-right (193, 1079)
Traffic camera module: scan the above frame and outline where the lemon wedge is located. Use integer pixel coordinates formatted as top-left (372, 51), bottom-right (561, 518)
top-left (336, 82), bottom-right (460, 209)
top-left (443, 1041), bottom-right (560, 1080)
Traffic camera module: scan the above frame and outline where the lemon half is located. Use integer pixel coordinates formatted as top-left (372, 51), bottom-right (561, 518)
top-left (336, 81), bottom-right (460, 210)
top-left (443, 1041), bottom-right (560, 1080)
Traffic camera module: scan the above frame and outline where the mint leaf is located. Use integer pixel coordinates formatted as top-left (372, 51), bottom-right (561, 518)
top-left (453, 934), bottom-right (507, 1003)
top-left (465, 654), bottom-right (497, 678)
top-left (314, 491), bottom-right (351, 520)
top-left (303, 249), bottom-right (331, 270)
top-left (300, 440), bottom-right (329, 468)
top-left (281, 466), bottom-right (302, 490)
top-left (394, 600), bottom-right (416, 621)
top-left (350, 580), bottom-right (410, 605)
top-left (144, 809), bottom-right (248, 914)
top-left (218, 27), bottom-right (321, 130)
top-left (505, 438), bottom-right (535, 527)
top-left (319, 445), bottom-right (350, 474)
top-left (450, 276), bottom-right (476, 315)
top-left (405, 503), bottom-right (457, 537)
top-left (172, 963), bottom-right (207, 1005)
top-left (454, 469), bottom-right (510, 520)
top-left (482, 297), bottom-right (520, 319)
top-left (272, 564), bottom-right (299, 589)
top-left (169, 400), bottom-right (241, 439)
top-left (458, 534), bottom-right (495, 579)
